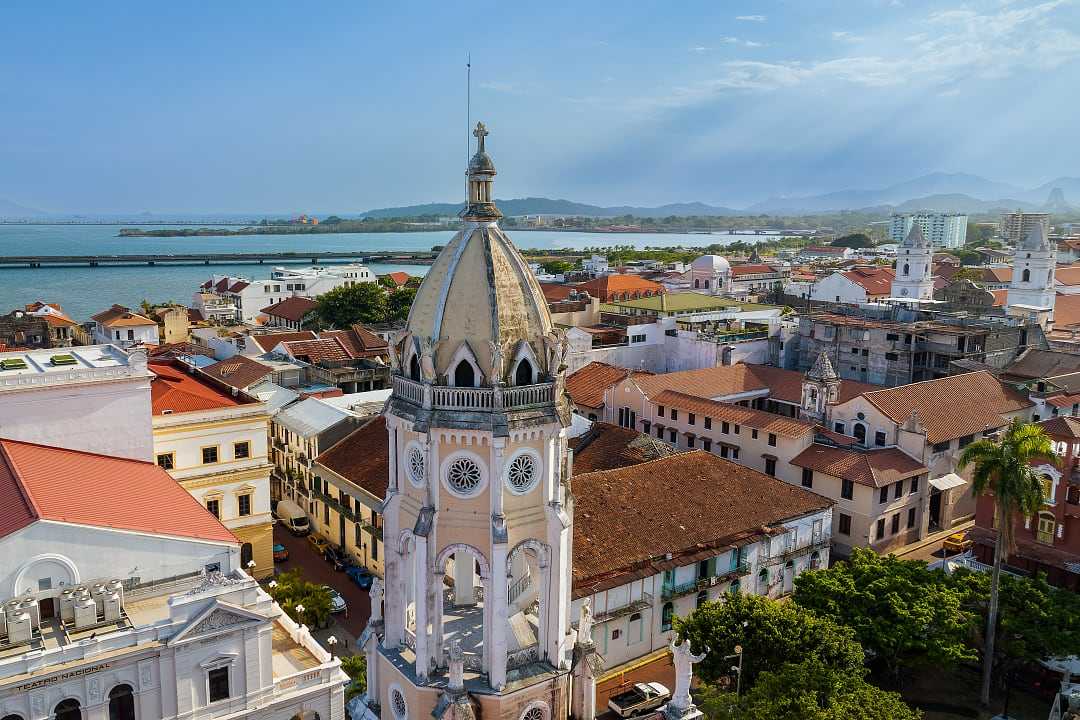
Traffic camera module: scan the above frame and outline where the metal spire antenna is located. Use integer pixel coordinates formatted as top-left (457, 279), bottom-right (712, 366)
top-left (466, 52), bottom-right (472, 166)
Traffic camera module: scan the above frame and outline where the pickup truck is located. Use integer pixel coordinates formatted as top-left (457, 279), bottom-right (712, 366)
top-left (608, 682), bottom-right (671, 718)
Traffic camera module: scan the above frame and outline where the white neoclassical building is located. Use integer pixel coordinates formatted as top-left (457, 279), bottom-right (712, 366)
top-left (354, 123), bottom-right (601, 720)
top-left (0, 438), bottom-right (345, 720)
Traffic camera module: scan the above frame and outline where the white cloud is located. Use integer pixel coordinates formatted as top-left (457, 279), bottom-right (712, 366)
top-left (690, 46), bottom-right (710, 53)
top-left (734, 14), bottom-right (766, 21)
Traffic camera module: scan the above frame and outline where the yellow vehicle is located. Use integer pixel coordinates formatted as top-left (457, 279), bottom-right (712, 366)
top-left (307, 534), bottom-right (329, 556)
top-left (943, 532), bottom-right (973, 554)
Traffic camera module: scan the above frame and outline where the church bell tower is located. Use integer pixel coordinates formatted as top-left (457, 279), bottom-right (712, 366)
top-left (357, 123), bottom-right (593, 720)
top-left (889, 224), bottom-right (934, 300)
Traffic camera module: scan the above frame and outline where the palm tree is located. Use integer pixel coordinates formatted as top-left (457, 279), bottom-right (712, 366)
top-left (957, 417), bottom-right (1055, 707)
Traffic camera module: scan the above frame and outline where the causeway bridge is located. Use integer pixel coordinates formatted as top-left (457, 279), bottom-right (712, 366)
top-left (0, 251), bottom-right (438, 268)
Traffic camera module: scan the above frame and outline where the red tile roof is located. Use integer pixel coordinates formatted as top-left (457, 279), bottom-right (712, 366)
top-left (540, 283), bottom-right (574, 303)
top-left (201, 355), bottom-right (274, 389)
top-left (282, 337), bottom-right (353, 363)
top-left (862, 370), bottom-right (1033, 445)
top-left (0, 438), bottom-right (236, 543)
top-left (572, 451), bottom-right (833, 596)
top-left (382, 271), bottom-right (411, 288)
top-left (569, 422), bottom-right (678, 474)
top-left (228, 281), bottom-right (250, 293)
top-left (841, 267), bottom-right (895, 296)
top-left (91, 304), bottom-right (157, 327)
top-left (790, 444), bottom-right (926, 488)
top-left (320, 324), bottom-right (389, 359)
top-left (634, 362), bottom-right (876, 406)
top-left (149, 360), bottom-right (243, 415)
top-left (214, 278), bottom-right (231, 292)
top-left (730, 264), bottom-right (779, 277)
top-left (566, 361), bottom-right (652, 409)
top-left (1035, 415), bottom-right (1080, 439)
top-left (576, 274), bottom-right (666, 301)
top-left (249, 331), bottom-right (318, 354)
top-left (653, 390), bottom-right (815, 438)
top-left (991, 289), bottom-right (1008, 307)
top-left (1053, 294), bottom-right (1080, 328)
top-left (260, 296), bottom-right (317, 322)
top-left (315, 416), bottom-right (389, 500)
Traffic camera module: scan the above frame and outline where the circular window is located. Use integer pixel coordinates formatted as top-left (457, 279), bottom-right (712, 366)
top-left (406, 443), bottom-right (425, 489)
top-left (522, 708), bottom-right (545, 720)
top-left (389, 685), bottom-right (408, 720)
top-left (505, 449), bottom-right (541, 495)
top-left (444, 454), bottom-right (485, 498)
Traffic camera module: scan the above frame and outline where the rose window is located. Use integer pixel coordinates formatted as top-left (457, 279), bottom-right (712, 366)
top-left (446, 457), bottom-right (482, 496)
top-left (407, 446), bottom-right (425, 487)
top-left (391, 689), bottom-right (407, 720)
top-left (506, 453), bottom-right (537, 493)
top-left (522, 708), bottom-right (544, 720)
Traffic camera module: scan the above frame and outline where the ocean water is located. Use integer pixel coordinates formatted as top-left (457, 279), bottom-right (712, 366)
top-left (0, 225), bottom-right (760, 321)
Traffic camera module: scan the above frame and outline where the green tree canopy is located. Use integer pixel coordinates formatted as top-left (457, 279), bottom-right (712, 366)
top-left (830, 232), bottom-right (875, 249)
top-left (698, 659), bottom-right (921, 720)
top-left (265, 569), bottom-right (332, 628)
top-left (315, 283), bottom-right (388, 327)
top-left (340, 653), bottom-right (367, 700)
top-left (792, 549), bottom-right (977, 684)
top-left (672, 592), bottom-right (864, 688)
top-left (387, 287), bottom-right (417, 323)
top-left (540, 259), bottom-right (575, 275)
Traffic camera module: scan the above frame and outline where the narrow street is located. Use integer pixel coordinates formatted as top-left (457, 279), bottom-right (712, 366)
top-left (272, 526), bottom-right (373, 644)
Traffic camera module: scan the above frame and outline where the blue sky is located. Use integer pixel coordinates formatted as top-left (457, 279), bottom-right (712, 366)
top-left (1, 0), bottom-right (1078, 213)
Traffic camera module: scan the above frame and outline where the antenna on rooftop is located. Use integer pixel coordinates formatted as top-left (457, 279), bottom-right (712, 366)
top-left (466, 52), bottom-right (472, 166)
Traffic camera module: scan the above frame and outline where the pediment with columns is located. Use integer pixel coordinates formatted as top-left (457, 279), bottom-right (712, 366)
top-left (168, 599), bottom-right (273, 645)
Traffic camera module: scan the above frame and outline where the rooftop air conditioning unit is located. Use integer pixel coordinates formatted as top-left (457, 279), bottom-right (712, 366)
top-left (17, 599), bottom-right (39, 627)
top-left (74, 599), bottom-right (97, 629)
top-left (103, 593), bottom-right (122, 622)
top-left (60, 589), bottom-right (76, 622)
top-left (8, 612), bottom-right (32, 643)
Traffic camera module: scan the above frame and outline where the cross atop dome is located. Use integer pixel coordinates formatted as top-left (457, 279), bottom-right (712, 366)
top-left (464, 119), bottom-right (501, 220)
top-left (473, 121), bottom-right (489, 153)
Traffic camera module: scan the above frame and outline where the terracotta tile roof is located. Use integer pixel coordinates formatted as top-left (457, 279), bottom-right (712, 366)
top-left (653, 390), bottom-right (815, 438)
top-left (0, 438), bottom-right (236, 543)
top-left (320, 324), bottom-right (389, 359)
top-left (1004, 348), bottom-right (1080, 381)
top-left (1036, 415), bottom-right (1080, 439)
top-left (315, 416), bottom-right (389, 500)
top-left (862, 370), bottom-right (1033, 445)
top-left (841, 267), bottom-right (895, 296)
top-left (566, 361), bottom-right (652, 409)
top-left (260, 296), bottom-right (317, 322)
top-left (228, 281), bottom-right (250, 293)
top-left (990, 289), bottom-right (1008, 307)
top-left (201, 355), bottom-right (274, 389)
top-left (730, 264), bottom-right (779, 277)
top-left (634, 363), bottom-right (876, 406)
top-left (572, 451), bottom-right (833, 596)
top-left (214, 278), bottom-right (231, 292)
top-left (790, 444), bottom-right (927, 488)
top-left (576, 274), bottom-right (665, 300)
top-left (149, 359), bottom-right (243, 415)
top-left (569, 422), bottom-right (678, 474)
top-left (248, 331), bottom-right (318, 354)
top-left (90, 304), bottom-right (157, 327)
top-left (382, 271), bottom-right (411, 287)
top-left (1046, 393), bottom-right (1080, 408)
top-left (540, 283), bottom-right (574, 302)
top-left (1055, 266), bottom-right (1080, 286)
top-left (978, 267), bottom-right (1012, 283)
top-left (1053, 294), bottom-right (1080, 328)
top-left (282, 337), bottom-right (352, 363)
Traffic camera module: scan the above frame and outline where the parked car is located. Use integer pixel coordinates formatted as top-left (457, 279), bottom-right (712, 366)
top-left (272, 543), bottom-right (289, 562)
top-left (346, 565), bottom-right (374, 589)
top-left (322, 585), bottom-right (347, 614)
top-left (608, 683), bottom-right (670, 718)
top-left (943, 532), bottom-right (973, 554)
top-left (307, 534), bottom-right (329, 556)
top-left (324, 545), bottom-right (350, 571)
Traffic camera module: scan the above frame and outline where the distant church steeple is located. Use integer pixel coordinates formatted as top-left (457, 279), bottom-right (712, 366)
top-left (889, 224), bottom-right (934, 300)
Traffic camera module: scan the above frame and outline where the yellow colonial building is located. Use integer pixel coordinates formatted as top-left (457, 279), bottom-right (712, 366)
top-left (149, 358), bottom-right (275, 578)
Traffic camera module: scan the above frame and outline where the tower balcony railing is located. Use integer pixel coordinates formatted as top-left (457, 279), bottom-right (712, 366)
top-left (392, 375), bottom-right (556, 412)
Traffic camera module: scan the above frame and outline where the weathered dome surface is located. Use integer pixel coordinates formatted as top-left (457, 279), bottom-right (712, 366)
top-left (806, 351), bottom-right (839, 381)
top-left (901, 223), bottom-right (930, 249)
top-left (405, 222), bottom-right (554, 382)
top-left (468, 150), bottom-right (496, 174)
top-left (691, 254), bottom-right (731, 273)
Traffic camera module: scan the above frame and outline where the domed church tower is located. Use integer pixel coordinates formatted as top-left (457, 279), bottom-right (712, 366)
top-left (889, 224), bottom-right (934, 300)
top-left (1006, 224), bottom-right (1057, 320)
top-left (359, 123), bottom-right (592, 720)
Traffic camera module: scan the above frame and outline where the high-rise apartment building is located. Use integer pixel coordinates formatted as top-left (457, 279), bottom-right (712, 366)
top-left (1000, 211), bottom-right (1051, 245)
top-left (888, 213), bottom-right (968, 248)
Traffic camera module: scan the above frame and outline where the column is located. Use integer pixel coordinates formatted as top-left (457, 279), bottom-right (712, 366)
top-left (488, 542), bottom-right (509, 690)
top-left (431, 566), bottom-right (445, 666)
top-left (453, 552), bottom-right (475, 606)
top-left (537, 556), bottom-right (550, 660)
top-left (413, 535), bottom-right (429, 682)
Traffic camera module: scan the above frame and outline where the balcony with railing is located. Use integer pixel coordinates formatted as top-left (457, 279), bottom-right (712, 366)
top-left (661, 564), bottom-right (750, 600)
top-left (769, 536), bottom-right (829, 563)
top-left (392, 375), bottom-right (556, 412)
top-left (592, 591), bottom-right (654, 623)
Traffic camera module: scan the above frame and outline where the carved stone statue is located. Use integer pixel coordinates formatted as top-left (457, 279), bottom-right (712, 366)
top-left (488, 340), bottom-right (505, 384)
top-left (419, 337), bottom-right (437, 383)
top-left (668, 638), bottom-right (708, 716)
top-left (369, 576), bottom-right (384, 624)
top-left (577, 599), bottom-right (594, 646)
top-left (388, 330), bottom-right (407, 372)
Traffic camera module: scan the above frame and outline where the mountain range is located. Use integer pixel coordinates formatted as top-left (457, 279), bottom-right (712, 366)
top-left (2, 172), bottom-right (1079, 220)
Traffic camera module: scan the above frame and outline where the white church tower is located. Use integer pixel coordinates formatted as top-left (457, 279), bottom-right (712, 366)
top-left (889, 224), bottom-right (934, 300)
top-left (1006, 224), bottom-right (1057, 320)
top-left (357, 123), bottom-right (597, 720)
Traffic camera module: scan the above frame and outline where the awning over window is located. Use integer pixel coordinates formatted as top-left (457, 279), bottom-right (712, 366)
top-left (930, 473), bottom-right (967, 491)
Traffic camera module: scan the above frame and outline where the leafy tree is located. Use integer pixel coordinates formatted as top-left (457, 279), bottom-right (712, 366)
top-left (672, 592), bottom-right (863, 689)
top-left (387, 287), bottom-right (417, 323)
top-left (315, 283), bottom-right (388, 327)
top-left (830, 232), bottom-right (875, 249)
top-left (957, 418), bottom-right (1055, 706)
top-left (793, 549), bottom-right (977, 686)
top-left (950, 267), bottom-right (985, 283)
top-left (265, 569), bottom-right (333, 628)
top-left (965, 223), bottom-right (995, 246)
top-left (698, 659), bottom-right (920, 720)
top-left (322, 215), bottom-right (343, 225)
top-left (541, 259), bottom-right (574, 275)
top-left (340, 653), bottom-right (367, 700)
top-left (377, 275), bottom-right (397, 288)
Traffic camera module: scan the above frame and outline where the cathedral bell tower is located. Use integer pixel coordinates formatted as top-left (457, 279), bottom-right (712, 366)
top-left (889, 224), bottom-right (934, 300)
top-left (1005, 224), bottom-right (1057, 321)
top-left (801, 351), bottom-right (840, 423)
top-left (360, 123), bottom-right (589, 720)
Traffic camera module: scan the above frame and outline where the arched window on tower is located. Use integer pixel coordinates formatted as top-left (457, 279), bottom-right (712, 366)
top-left (54, 700), bottom-right (81, 720)
top-left (515, 359), bottom-right (534, 386)
top-left (109, 685), bottom-right (135, 720)
top-left (903, 263), bottom-right (909, 276)
top-left (454, 360), bottom-right (476, 388)
top-left (853, 423), bottom-right (866, 445)
top-left (1023, 269), bottom-right (1031, 282)
top-left (409, 354), bottom-right (421, 381)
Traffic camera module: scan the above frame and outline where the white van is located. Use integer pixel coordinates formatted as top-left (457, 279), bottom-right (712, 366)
top-left (273, 499), bottom-right (310, 536)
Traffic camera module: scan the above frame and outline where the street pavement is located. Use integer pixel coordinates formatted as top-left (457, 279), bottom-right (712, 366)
top-left (272, 526), bottom-right (372, 647)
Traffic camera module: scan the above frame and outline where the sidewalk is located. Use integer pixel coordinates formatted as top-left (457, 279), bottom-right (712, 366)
top-left (892, 519), bottom-right (974, 562)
